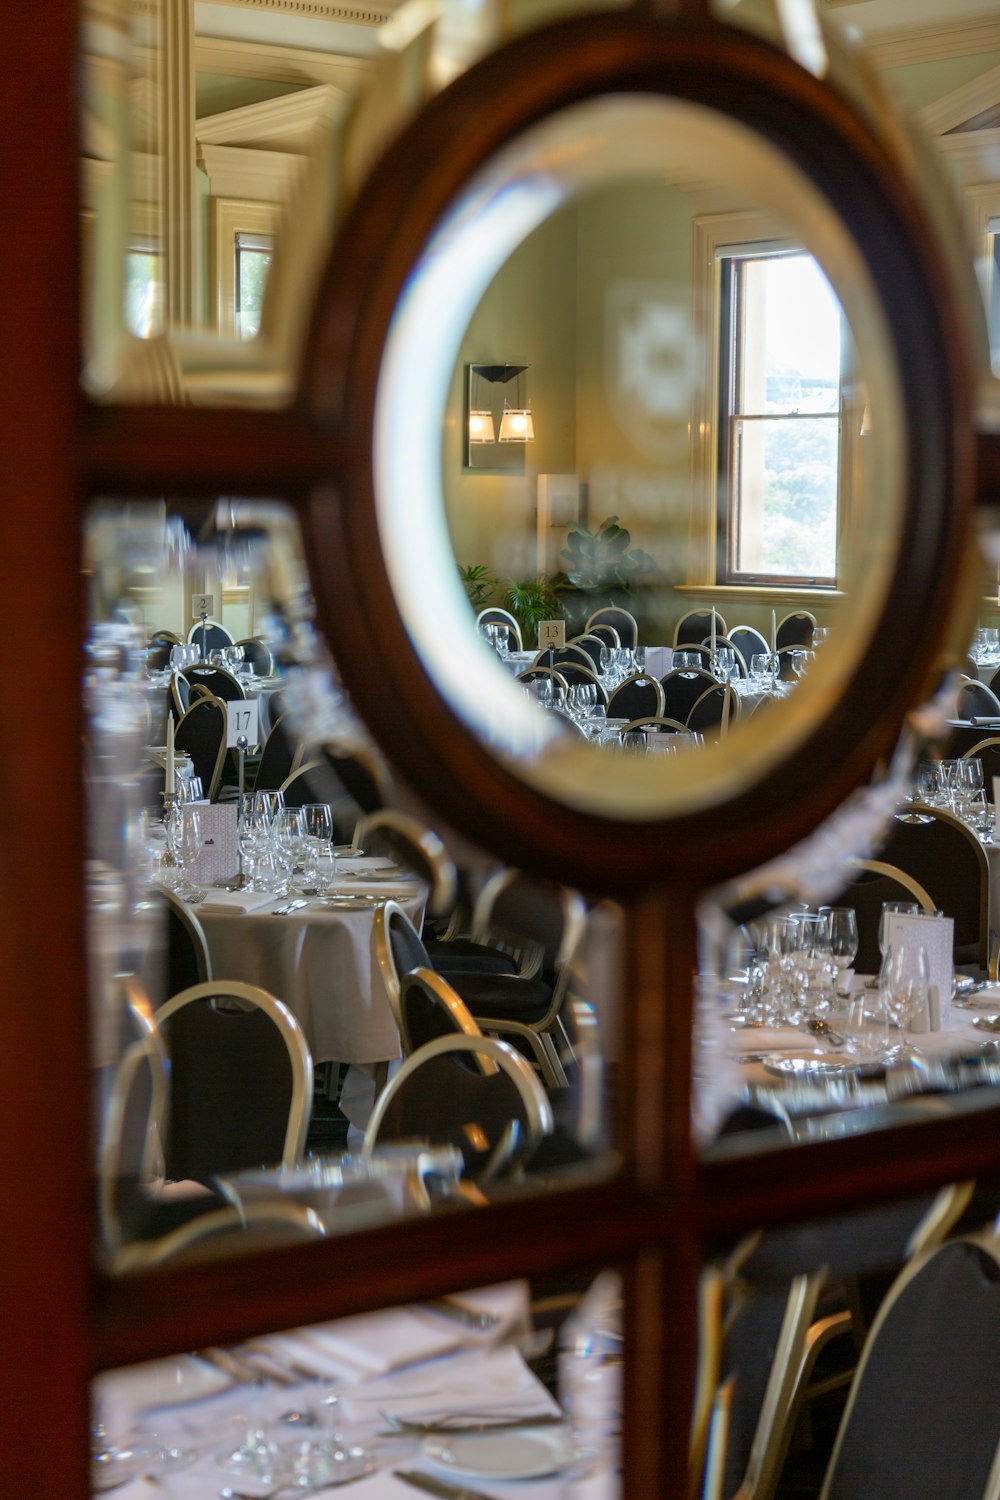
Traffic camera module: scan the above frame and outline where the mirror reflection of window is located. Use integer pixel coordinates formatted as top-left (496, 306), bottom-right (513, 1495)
top-left (235, 233), bottom-right (273, 341)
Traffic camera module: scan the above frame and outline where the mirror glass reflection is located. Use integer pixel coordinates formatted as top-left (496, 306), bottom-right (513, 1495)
top-left (91, 1272), bottom-right (622, 1494)
top-left (85, 499), bottom-right (621, 1273)
top-left (375, 94), bottom-right (907, 821)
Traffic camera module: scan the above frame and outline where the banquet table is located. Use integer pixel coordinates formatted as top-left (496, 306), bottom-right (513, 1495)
top-left (94, 1283), bottom-right (618, 1500)
top-left (193, 861), bottom-right (427, 1068)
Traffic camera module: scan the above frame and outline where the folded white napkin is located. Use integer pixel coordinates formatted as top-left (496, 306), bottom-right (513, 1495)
top-left (340, 1344), bottom-right (561, 1422)
top-left (196, 889), bottom-right (275, 915)
top-left (259, 1308), bottom-right (464, 1383)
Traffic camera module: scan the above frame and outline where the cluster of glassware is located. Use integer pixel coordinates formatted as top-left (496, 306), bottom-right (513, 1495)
top-left (207, 644), bottom-right (253, 676)
top-left (598, 645), bottom-right (645, 687)
top-left (741, 900), bottom-right (932, 1065)
top-left (238, 792), bottom-right (337, 895)
top-left (743, 906), bottom-right (858, 1027)
top-left (969, 627), bottom-right (1000, 665)
top-left (216, 1385), bottom-right (375, 1492)
top-left (914, 757), bottom-right (992, 838)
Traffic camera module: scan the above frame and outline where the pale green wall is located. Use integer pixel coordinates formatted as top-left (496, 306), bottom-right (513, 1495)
top-left (444, 203), bottom-right (579, 584)
top-left (574, 179), bottom-right (692, 574)
top-left (885, 52), bottom-right (1000, 114)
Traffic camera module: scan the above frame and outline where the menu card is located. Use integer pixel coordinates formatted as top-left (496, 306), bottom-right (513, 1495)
top-left (883, 910), bottom-right (953, 1032)
top-left (187, 804), bottom-right (238, 885)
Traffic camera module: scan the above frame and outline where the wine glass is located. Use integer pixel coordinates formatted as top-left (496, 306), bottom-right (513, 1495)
top-left (172, 806), bottom-right (204, 902)
top-left (824, 907), bottom-right (859, 998)
top-left (281, 1383), bottom-right (375, 1490)
top-left (880, 944), bottom-right (929, 1062)
top-left (713, 646), bottom-right (736, 683)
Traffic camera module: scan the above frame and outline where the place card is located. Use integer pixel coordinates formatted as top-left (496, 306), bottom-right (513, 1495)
top-left (187, 804), bottom-right (238, 884)
top-left (883, 910), bottom-right (953, 1031)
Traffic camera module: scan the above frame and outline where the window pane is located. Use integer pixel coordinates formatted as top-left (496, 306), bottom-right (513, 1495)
top-left (732, 415), bottom-right (838, 578)
top-left (125, 251), bottom-right (163, 339)
top-left (739, 255), bottom-right (841, 417)
top-left (237, 246), bottom-right (272, 340)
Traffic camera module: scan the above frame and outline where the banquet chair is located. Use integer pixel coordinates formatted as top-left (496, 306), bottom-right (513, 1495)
top-left (831, 858), bottom-right (936, 973)
top-left (987, 668), bottom-right (1000, 700)
top-left (466, 869), bottom-right (589, 1087)
top-left (877, 802), bottom-right (990, 970)
top-left (963, 736), bottom-right (1000, 788)
top-left (620, 715), bottom-right (692, 737)
top-left (170, 671), bottom-right (192, 718)
top-left (716, 1186), bottom-right (972, 1500)
top-left (566, 633), bottom-right (606, 670)
top-left (476, 605), bottom-right (523, 652)
top-left (607, 672), bottom-right (664, 721)
top-left (710, 635), bottom-right (749, 676)
top-left (398, 966), bottom-right (487, 1055)
top-left (661, 666), bottom-right (720, 723)
top-left (146, 639), bottom-right (175, 672)
top-left (817, 1234), bottom-right (1000, 1500)
top-left (252, 712), bottom-right (304, 792)
top-left (186, 617), bottom-right (234, 654)
top-left (775, 646), bottom-right (806, 683)
top-left (585, 605), bottom-right (638, 648)
top-left (688, 683), bottom-right (739, 738)
top-left (234, 636), bottom-right (273, 675)
top-left (362, 1033), bottom-right (554, 1186)
top-left (181, 663), bottom-right (246, 704)
top-left (151, 628), bottom-right (183, 646)
top-left (375, 898), bottom-right (572, 1086)
top-left (587, 623), bottom-right (621, 649)
top-left (552, 661), bottom-right (609, 700)
top-left (322, 741), bottom-right (392, 819)
top-left (729, 626), bottom-right (770, 669)
top-left (539, 643), bottom-right (600, 674)
top-left (775, 610), bottom-right (816, 650)
top-left (354, 808), bottom-right (456, 919)
top-left (154, 886), bottom-right (212, 997)
top-left (154, 980), bottom-right (313, 1186)
top-left (516, 665), bottom-right (569, 693)
top-left (956, 675), bottom-right (1000, 720)
top-left (174, 693), bottom-right (228, 801)
top-left (675, 608), bottom-right (727, 647)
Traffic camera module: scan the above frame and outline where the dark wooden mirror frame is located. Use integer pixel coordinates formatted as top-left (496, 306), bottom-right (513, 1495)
top-left (6, 4), bottom-right (1000, 1497)
top-left (297, 11), bottom-right (979, 895)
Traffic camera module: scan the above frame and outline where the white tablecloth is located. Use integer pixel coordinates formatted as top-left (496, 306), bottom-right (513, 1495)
top-left (95, 1290), bottom-right (618, 1500)
top-left (196, 873), bottom-right (426, 1066)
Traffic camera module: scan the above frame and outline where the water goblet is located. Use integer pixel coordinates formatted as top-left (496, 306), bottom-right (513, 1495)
top-left (823, 906), bottom-right (859, 998)
top-left (674, 651), bottom-right (701, 673)
top-left (880, 944), bottom-right (929, 1063)
top-left (712, 647), bottom-right (736, 683)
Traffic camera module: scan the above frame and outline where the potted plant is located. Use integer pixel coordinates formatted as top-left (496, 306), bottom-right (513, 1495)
top-left (503, 576), bottom-right (563, 651)
top-left (457, 563), bottom-right (497, 610)
top-left (552, 516), bottom-right (664, 636)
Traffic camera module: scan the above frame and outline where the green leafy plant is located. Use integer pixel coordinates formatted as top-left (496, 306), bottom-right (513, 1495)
top-left (457, 563), bottom-right (497, 610)
top-left (556, 516), bottom-right (662, 594)
top-left (503, 576), bottom-right (563, 649)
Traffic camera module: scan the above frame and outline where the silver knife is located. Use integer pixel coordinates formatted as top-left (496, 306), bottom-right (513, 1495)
top-left (393, 1470), bottom-right (502, 1500)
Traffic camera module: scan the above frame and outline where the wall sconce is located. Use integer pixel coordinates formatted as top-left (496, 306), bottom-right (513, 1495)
top-left (465, 363), bottom-right (533, 470)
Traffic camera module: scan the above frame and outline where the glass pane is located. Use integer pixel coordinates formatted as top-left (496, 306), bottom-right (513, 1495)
top-left (85, 500), bottom-right (621, 1273)
top-left (91, 1277), bottom-right (622, 1494)
top-left (738, 255), bottom-right (842, 417)
top-left (237, 245), bottom-right (272, 341)
top-left (731, 415), bottom-right (839, 578)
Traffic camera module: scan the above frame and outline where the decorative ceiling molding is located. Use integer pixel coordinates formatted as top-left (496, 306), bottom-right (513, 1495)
top-left (198, 141), bottom-right (303, 199)
top-left (861, 16), bottom-right (1000, 68)
top-left (919, 62), bottom-right (1000, 134)
top-left (934, 125), bottom-right (1000, 185)
top-left (194, 34), bottom-right (372, 89)
top-left (200, 0), bottom-right (392, 24)
top-left (195, 80), bottom-right (345, 149)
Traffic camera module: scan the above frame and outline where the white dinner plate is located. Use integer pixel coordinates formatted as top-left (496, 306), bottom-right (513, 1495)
top-left (422, 1424), bottom-right (575, 1481)
top-left (763, 1052), bottom-right (861, 1077)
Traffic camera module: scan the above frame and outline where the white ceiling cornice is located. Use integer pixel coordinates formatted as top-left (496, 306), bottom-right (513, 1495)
top-left (195, 80), bottom-right (346, 149)
top-left (919, 61), bottom-right (1000, 134)
top-left (194, 34), bottom-right (372, 88)
top-left (200, 0), bottom-right (392, 25)
top-left (198, 141), bottom-right (302, 198)
top-left (860, 15), bottom-right (1000, 68)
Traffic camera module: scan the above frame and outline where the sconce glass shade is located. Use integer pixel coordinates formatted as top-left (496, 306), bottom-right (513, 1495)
top-left (498, 406), bottom-right (535, 442)
top-left (468, 409), bottom-right (496, 443)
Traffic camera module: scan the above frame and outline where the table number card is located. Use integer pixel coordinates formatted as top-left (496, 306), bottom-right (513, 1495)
top-left (538, 619), bottom-right (565, 649)
top-left (188, 804), bottom-right (238, 884)
top-left (191, 592), bottom-right (215, 617)
top-left (883, 910), bottom-right (953, 1031)
top-left (227, 698), bottom-right (260, 749)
